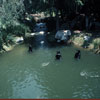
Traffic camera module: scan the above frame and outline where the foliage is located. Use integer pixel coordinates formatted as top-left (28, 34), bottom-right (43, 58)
top-left (0, 0), bottom-right (25, 50)
top-left (13, 24), bottom-right (31, 37)
top-left (93, 38), bottom-right (100, 48)
top-left (0, 0), bottom-right (25, 26)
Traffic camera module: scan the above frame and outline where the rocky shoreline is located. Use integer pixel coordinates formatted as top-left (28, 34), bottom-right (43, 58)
top-left (0, 31), bottom-right (100, 55)
top-left (0, 36), bottom-right (24, 54)
top-left (46, 30), bottom-right (100, 54)
top-left (72, 30), bottom-right (100, 54)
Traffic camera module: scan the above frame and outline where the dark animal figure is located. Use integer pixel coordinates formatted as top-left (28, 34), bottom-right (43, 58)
top-left (55, 51), bottom-right (62, 60)
top-left (74, 50), bottom-right (81, 59)
top-left (28, 45), bottom-right (32, 52)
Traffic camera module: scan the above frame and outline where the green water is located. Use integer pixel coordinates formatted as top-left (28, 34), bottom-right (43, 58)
top-left (0, 44), bottom-right (100, 99)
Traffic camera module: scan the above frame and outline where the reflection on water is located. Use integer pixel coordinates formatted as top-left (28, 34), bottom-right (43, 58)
top-left (11, 74), bottom-right (45, 98)
top-left (0, 45), bottom-right (100, 98)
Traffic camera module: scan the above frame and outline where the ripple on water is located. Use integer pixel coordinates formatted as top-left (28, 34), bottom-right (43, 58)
top-left (42, 62), bottom-right (50, 67)
top-left (73, 85), bottom-right (94, 98)
top-left (80, 70), bottom-right (100, 78)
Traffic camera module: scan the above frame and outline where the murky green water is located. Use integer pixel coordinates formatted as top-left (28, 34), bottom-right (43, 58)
top-left (0, 44), bottom-right (100, 98)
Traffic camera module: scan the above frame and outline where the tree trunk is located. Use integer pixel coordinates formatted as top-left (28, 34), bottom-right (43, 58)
top-left (55, 9), bottom-right (60, 31)
top-left (86, 15), bottom-right (89, 30)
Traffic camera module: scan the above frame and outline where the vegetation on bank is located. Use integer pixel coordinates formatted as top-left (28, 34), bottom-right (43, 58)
top-left (72, 31), bottom-right (100, 54)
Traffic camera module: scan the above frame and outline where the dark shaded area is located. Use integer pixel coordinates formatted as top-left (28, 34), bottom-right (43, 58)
top-left (41, 17), bottom-right (56, 32)
top-left (24, 33), bottom-right (70, 50)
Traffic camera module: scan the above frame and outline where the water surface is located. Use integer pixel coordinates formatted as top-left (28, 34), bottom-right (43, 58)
top-left (0, 44), bottom-right (100, 99)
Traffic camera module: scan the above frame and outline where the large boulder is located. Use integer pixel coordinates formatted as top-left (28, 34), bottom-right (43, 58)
top-left (73, 36), bottom-right (84, 46)
top-left (34, 22), bottom-right (47, 32)
top-left (55, 30), bottom-right (71, 42)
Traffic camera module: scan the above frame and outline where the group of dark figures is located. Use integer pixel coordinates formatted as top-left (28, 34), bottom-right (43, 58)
top-left (28, 44), bottom-right (81, 60)
top-left (55, 50), bottom-right (81, 60)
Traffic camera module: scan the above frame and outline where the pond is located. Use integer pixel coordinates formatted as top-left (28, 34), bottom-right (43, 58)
top-left (0, 34), bottom-right (100, 99)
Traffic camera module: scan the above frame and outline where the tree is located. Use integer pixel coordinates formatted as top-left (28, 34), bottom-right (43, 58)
top-left (0, 0), bottom-right (25, 49)
top-left (0, 0), bottom-right (25, 27)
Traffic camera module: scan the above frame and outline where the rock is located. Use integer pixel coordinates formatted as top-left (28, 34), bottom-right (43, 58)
top-left (3, 44), bottom-right (14, 51)
top-left (84, 35), bottom-right (90, 41)
top-left (13, 36), bottom-right (24, 44)
top-left (34, 22), bottom-right (47, 32)
top-left (74, 30), bottom-right (81, 34)
top-left (93, 38), bottom-right (100, 45)
top-left (73, 37), bottom-right (84, 46)
top-left (55, 30), bottom-right (72, 41)
top-left (88, 44), bottom-right (94, 50)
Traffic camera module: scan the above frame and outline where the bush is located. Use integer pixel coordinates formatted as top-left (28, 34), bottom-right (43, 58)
top-left (93, 38), bottom-right (100, 48)
top-left (13, 24), bottom-right (31, 37)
